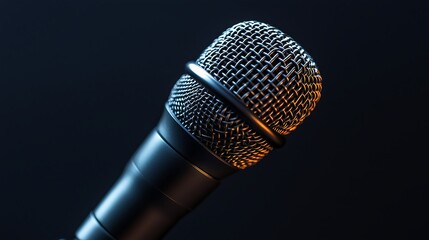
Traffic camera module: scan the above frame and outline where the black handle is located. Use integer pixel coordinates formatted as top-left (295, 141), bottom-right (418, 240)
top-left (76, 129), bottom-right (219, 240)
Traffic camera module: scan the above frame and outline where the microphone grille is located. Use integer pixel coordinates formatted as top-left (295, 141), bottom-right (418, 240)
top-left (168, 21), bottom-right (322, 169)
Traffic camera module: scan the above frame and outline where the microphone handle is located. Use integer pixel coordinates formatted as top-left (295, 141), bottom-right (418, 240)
top-left (76, 126), bottom-right (221, 239)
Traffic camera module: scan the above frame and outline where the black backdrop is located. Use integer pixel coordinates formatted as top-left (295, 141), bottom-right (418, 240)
top-left (0, 0), bottom-right (428, 239)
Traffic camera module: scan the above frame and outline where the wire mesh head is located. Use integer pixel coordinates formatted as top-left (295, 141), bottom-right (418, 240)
top-left (168, 21), bottom-right (322, 169)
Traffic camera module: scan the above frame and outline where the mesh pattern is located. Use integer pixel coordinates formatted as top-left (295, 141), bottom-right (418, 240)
top-left (168, 21), bottom-right (322, 169)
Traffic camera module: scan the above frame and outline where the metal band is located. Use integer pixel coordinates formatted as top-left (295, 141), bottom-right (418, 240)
top-left (185, 62), bottom-right (285, 148)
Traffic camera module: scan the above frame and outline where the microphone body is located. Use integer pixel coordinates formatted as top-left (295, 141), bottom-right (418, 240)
top-left (76, 108), bottom-right (234, 240)
top-left (74, 20), bottom-right (323, 240)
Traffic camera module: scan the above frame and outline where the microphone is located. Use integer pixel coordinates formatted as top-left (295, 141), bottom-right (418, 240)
top-left (75, 21), bottom-right (322, 240)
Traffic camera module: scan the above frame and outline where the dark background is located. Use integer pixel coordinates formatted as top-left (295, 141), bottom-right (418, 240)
top-left (0, 0), bottom-right (427, 239)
